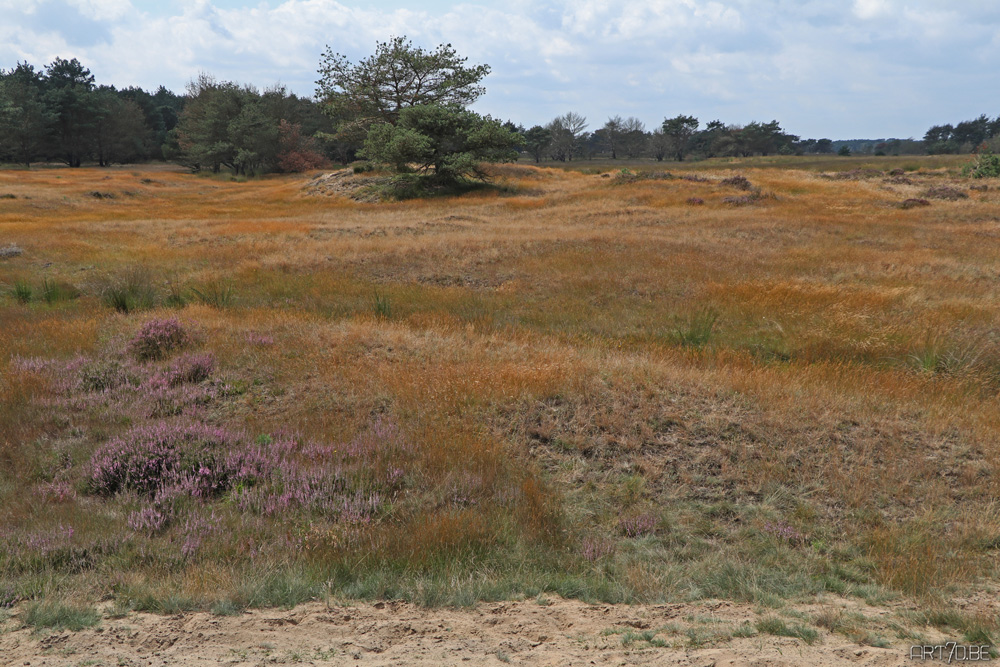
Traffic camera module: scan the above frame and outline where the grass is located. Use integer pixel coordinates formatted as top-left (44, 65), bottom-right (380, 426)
top-left (0, 158), bottom-right (999, 631)
top-left (755, 616), bottom-right (819, 644)
top-left (20, 601), bottom-right (100, 631)
top-left (99, 265), bottom-right (158, 313)
top-left (190, 280), bottom-right (236, 308)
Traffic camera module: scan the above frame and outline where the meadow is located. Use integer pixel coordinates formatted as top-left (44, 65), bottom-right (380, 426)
top-left (0, 155), bottom-right (998, 646)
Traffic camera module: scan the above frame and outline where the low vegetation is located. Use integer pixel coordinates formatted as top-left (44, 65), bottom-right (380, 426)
top-left (0, 157), bottom-right (998, 646)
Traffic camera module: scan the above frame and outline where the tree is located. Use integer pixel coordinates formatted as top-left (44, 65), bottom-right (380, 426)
top-left (317, 36), bottom-right (489, 137)
top-left (547, 112), bottom-right (587, 161)
top-left (360, 104), bottom-right (519, 181)
top-left (523, 125), bottom-right (551, 163)
top-left (649, 128), bottom-right (669, 161)
top-left (619, 117), bottom-right (647, 158)
top-left (661, 114), bottom-right (698, 161)
top-left (93, 88), bottom-right (149, 166)
top-left (44, 57), bottom-right (100, 167)
top-left (601, 116), bottom-right (624, 159)
top-left (0, 63), bottom-right (53, 166)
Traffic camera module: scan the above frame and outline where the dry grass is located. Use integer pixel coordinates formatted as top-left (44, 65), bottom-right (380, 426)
top-left (1, 160), bottom-right (999, 631)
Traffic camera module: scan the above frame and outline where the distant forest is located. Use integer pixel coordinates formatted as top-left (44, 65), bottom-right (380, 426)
top-left (2, 57), bottom-right (998, 173)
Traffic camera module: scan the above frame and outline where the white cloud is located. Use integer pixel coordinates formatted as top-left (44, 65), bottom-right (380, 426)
top-left (852, 0), bottom-right (890, 20)
top-left (0, 0), bottom-right (997, 138)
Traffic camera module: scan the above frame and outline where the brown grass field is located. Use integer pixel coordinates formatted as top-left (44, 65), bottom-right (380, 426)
top-left (1, 156), bottom-right (998, 660)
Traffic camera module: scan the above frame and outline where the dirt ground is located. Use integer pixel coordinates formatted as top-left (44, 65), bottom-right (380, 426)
top-left (0, 596), bottom-right (951, 666)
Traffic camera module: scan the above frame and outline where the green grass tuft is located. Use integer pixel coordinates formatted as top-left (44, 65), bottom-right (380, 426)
top-left (21, 601), bottom-right (100, 631)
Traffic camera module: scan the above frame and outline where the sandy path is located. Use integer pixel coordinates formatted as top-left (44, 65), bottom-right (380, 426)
top-left (1, 596), bottom-right (943, 666)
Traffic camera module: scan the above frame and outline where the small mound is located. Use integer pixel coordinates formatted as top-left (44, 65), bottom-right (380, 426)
top-left (922, 186), bottom-right (969, 201)
top-left (304, 170), bottom-right (382, 202)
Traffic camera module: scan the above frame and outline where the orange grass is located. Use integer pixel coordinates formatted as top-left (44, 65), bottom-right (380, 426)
top-left (2, 159), bottom-right (999, 616)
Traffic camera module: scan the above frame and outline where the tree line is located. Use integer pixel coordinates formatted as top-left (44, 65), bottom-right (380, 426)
top-left (2, 51), bottom-right (998, 174)
top-left (0, 58), bottom-right (335, 174)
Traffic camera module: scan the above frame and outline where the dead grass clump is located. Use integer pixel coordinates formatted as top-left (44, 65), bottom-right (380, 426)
top-left (0, 243), bottom-right (23, 259)
top-left (922, 185), bottom-right (968, 201)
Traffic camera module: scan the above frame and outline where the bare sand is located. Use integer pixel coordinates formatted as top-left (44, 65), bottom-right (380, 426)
top-left (1, 596), bottom-right (951, 666)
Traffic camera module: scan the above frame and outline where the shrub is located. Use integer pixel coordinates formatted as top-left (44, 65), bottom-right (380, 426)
top-left (80, 359), bottom-right (136, 392)
top-left (720, 175), bottom-right (753, 190)
top-left (164, 352), bottom-right (215, 386)
top-left (128, 318), bottom-right (191, 361)
top-left (88, 422), bottom-right (250, 498)
top-left (966, 150), bottom-right (1000, 179)
top-left (900, 198), bottom-right (930, 209)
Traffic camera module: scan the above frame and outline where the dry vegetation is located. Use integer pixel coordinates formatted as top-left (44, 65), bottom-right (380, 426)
top-left (1, 156), bottom-right (998, 649)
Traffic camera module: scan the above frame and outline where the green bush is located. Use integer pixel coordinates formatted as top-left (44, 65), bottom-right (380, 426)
top-left (966, 150), bottom-right (1000, 179)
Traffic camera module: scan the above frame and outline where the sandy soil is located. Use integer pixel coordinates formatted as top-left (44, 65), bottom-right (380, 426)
top-left (1, 596), bottom-right (950, 666)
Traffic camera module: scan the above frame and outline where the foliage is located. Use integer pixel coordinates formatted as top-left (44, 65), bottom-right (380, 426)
top-left (317, 36), bottom-right (490, 136)
top-left (523, 125), bottom-right (552, 163)
top-left (174, 75), bottom-right (332, 175)
top-left (361, 104), bottom-right (519, 181)
top-left (661, 114), bottom-right (699, 161)
top-left (546, 112), bottom-right (588, 161)
top-left (0, 58), bottom-right (180, 167)
top-left (965, 149), bottom-right (1000, 178)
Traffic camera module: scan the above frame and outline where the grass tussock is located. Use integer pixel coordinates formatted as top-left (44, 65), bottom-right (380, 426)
top-left (1, 159), bottom-right (999, 626)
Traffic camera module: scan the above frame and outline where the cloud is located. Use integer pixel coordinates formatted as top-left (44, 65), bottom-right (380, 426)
top-left (0, 0), bottom-right (997, 138)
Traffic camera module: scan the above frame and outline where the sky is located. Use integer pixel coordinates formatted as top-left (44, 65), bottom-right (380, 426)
top-left (1, 0), bottom-right (998, 139)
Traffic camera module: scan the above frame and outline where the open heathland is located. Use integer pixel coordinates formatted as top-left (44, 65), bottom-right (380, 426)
top-left (0, 156), bottom-right (998, 657)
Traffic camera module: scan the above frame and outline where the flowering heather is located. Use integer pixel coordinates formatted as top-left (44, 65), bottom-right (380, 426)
top-left (128, 317), bottom-right (190, 361)
top-left (18, 525), bottom-right (75, 555)
top-left (127, 505), bottom-right (171, 535)
top-left (165, 352), bottom-right (215, 385)
top-left (88, 422), bottom-right (246, 497)
top-left (180, 513), bottom-right (220, 558)
top-left (618, 514), bottom-right (657, 538)
top-left (79, 358), bottom-right (138, 392)
top-left (35, 480), bottom-right (76, 504)
top-left (91, 417), bottom-right (410, 530)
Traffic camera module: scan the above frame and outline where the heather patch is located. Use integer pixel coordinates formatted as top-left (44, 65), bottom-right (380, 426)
top-left (89, 417), bottom-right (410, 527)
top-left (922, 185), bottom-right (969, 201)
top-left (128, 318), bottom-right (191, 361)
